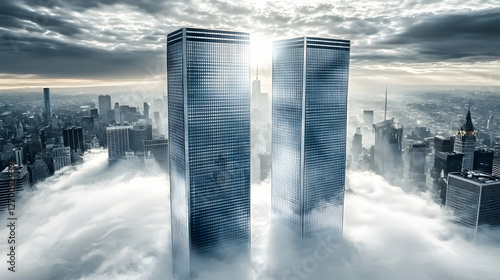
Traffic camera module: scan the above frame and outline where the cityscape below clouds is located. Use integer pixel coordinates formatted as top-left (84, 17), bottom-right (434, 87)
top-left (1, 1), bottom-right (500, 280)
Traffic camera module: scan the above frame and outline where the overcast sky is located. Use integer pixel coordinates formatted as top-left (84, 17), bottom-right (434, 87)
top-left (0, 0), bottom-right (499, 94)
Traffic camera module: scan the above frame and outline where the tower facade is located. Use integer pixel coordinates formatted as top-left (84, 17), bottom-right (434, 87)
top-left (446, 171), bottom-right (500, 239)
top-left (52, 146), bottom-right (71, 171)
top-left (373, 118), bottom-right (403, 182)
top-left (106, 125), bottom-right (132, 164)
top-left (144, 139), bottom-right (168, 171)
top-left (0, 165), bottom-right (30, 212)
top-left (63, 127), bottom-right (85, 153)
top-left (167, 28), bottom-right (251, 279)
top-left (98, 95), bottom-right (112, 122)
top-left (272, 37), bottom-right (350, 240)
top-left (454, 108), bottom-right (476, 171)
top-left (43, 88), bottom-right (52, 118)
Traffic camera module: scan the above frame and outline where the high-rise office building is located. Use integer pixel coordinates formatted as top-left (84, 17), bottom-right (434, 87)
top-left (487, 114), bottom-right (495, 130)
top-left (473, 149), bottom-right (494, 174)
top-left (98, 95), bottom-right (112, 122)
top-left (403, 142), bottom-right (426, 188)
top-left (52, 146), bottom-right (71, 171)
top-left (90, 108), bottom-right (99, 120)
top-left (446, 171), bottom-right (500, 239)
top-left (129, 124), bottom-right (152, 152)
top-left (143, 102), bottom-right (150, 120)
top-left (28, 156), bottom-right (50, 184)
top-left (63, 127), bottom-right (85, 153)
top-left (272, 36), bottom-right (350, 240)
top-left (168, 28), bottom-right (251, 279)
top-left (114, 103), bottom-right (122, 123)
top-left (351, 127), bottom-right (363, 162)
top-left (373, 118), bottom-right (403, 181)
top-left (0, 164), bottom-right (30, 212)
top-left (106, 125), bottom-right (132, 164)
top-left (454, 108), bottom-right (476, 171)
top-left (13, 147), bottom-right (22, 165)
top-left (363, 110), bottom-right (374, 127)
top-left (43, 88), bottom-right (51, 119)
top-left (434, 136), bottom-right (454, 153)
top-left (144, 138), bottom-right (168, 171)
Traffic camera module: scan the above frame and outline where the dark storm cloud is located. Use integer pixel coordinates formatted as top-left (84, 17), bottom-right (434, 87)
top-left (23, 0), bottom-right (180, 15)
top-left (356, 8), bottom-right (500, 63)
top-left (1, 0), bottom-right (499, 82)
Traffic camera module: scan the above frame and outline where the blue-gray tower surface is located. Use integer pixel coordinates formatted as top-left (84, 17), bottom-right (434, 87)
top-left (272, 37), bottom-right (350, 240)
top-left (167, 28), bottom-right (251, 279)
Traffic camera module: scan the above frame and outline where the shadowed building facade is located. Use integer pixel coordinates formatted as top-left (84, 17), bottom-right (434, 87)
top-left (373, 118), bottom-right (403, 182)
top-left (272, 37), bottom-right (350, 241)
top-left (167, 28), bottom-right (250, 279)
top-left (446, 171), bottom-right (500, 240)
top-left (454, 108), bottom-right (476, 171)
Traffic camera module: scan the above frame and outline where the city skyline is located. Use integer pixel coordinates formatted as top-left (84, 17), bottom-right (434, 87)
top-left (1, 1), bottom-right (500, 280)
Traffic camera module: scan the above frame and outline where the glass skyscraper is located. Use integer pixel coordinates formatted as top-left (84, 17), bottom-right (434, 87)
top-left (167, 28), bottom-right (250, 279)
top-left (272, 37), bottom-right (350, 240)
top-left (446, 171), bottom-right (500, 239)
top-left (43, 88), bottom-right (51, 119)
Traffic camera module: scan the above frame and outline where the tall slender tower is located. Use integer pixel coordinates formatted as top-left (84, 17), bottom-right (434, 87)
top-left (272, 37), bottom-right (350, 240)
top-left (43, 88), bottom-right (51, 118)
top-left (98, 95), bottom-right (112, 122)
top-left (167, 28), bottom-right (251, 279)
top-left (454, 107), bottom-right (476, 171)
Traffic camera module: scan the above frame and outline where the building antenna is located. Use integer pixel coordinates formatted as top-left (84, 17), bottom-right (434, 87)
top-left (256, 64), bottom-right (259, 80)
top-left (384, 86), bottom-right (388, 121)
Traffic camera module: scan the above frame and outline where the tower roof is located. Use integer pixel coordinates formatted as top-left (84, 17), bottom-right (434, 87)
top-left (462, 107), bottom-right (474, 132)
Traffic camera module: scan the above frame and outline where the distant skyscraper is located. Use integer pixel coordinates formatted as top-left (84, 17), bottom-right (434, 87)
top-left (446, 171), bottom-right (500, 239)
top-left (143, 102), bottom-right (150, 120)
top-left (434, 136), bottom-right (454, 153)
top-left (272, 36), bottom-right (350, 240)
top-left (63, 127), bottom-right (85, 153)
top-left (13, 147), bottom-right (22, 165)
top-left (114, 103), bottom-right (122, 123)
top-left (29, 156), bottom-right (50, 184)
top-left (373, 118), bottom-right (403, 181)
top-left (168, 28), bottom-right (251, 279)
top-left (90, 108), bottom-right (99, 120)
top-left (106, 125), bottom-right (132, 164)
top-left (43, 88), bottom-right (51, 119)
top-left (453, 108), bottom-right (476, 171)
top-left (52, 146), bottom-right (71, 171)
top-left (351, 127), bottom-right (363, 162)
top-left (144, 138), bottom-right (168, 172)
top-left (473, 149), bottom-right (494, 174)
top-left (403, 142), bottom-right (426, 188)
top-left (487, 114), bottom-right (495, 130)
top-left (0, 164), bottom-right (30, 212)
top-left (128, 124), bottom-right (152, 152)
top-left (90, 135), bottom-right (100, 149)
top-left (98, 95), bottom-right (112, 122)
top-left (363, 110), bottom-right (374, 127)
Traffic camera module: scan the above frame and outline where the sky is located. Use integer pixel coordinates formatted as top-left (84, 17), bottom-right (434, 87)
top-left (0, 0), bottom-right (499, 94)
top-left (1, 149), bottom-right (500, 280)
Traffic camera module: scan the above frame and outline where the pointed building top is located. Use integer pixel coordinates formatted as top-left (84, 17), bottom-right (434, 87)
top-left (464, 107), bottom-right (474, 132)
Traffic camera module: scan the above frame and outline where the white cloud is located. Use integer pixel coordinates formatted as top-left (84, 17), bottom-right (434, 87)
top-left (1, 150), bottom-right (499, 280)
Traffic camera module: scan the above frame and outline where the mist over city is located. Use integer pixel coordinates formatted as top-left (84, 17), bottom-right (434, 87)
top-left (1, 0), bottom-right (500, 280)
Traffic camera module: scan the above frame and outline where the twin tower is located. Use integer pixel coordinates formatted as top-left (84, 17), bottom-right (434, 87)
top-left (167, 28), bottom-right (350, 279)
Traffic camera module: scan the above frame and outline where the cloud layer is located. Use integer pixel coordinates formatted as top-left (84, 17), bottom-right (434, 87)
top-left (1, 149), bottom-right (500, 280)
top-left (1, 0), bottom-right (500, 91)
